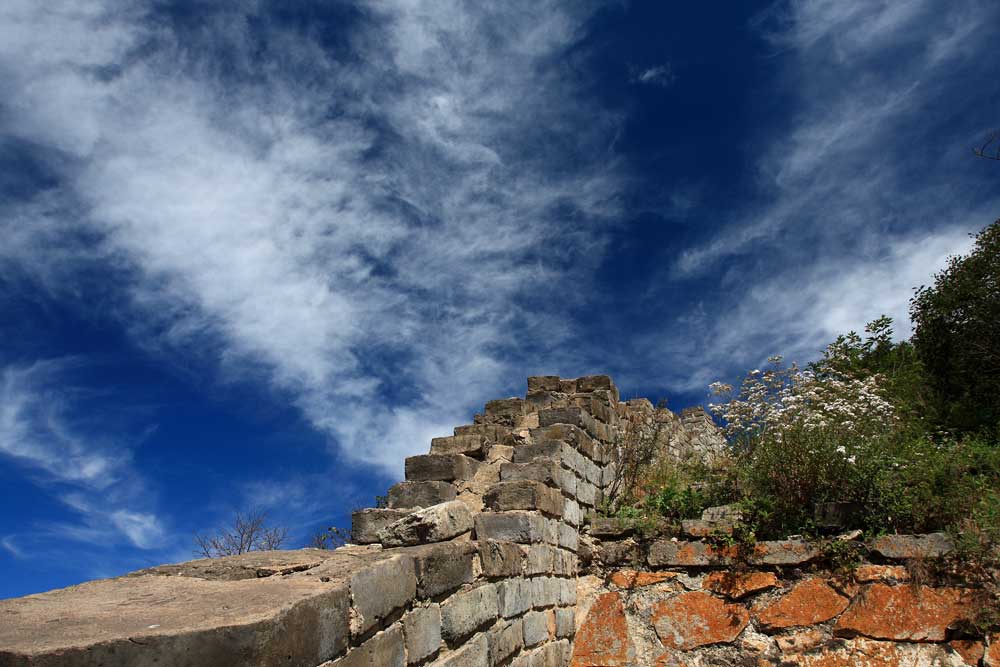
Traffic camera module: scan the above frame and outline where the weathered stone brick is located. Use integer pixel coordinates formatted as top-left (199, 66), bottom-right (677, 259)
top-left (702, 571), bottom-right (778, 599)
top-left (488, 619), bottom-right (524, 666)
top-left (528, 376), bottom-right (563, 392)
top-left (756, 579), bottom-right (849, 630)
top-left (405, 454), bottom-right (481, 482)
top-left (431, 434), bottom-right (488, 457)
top-left (432, 633), bottom-right (489, 667)
top-left (870, 532), bottom-right (954, 559)
top-left (775, 629), bottom-right (827, 654)
top-left (681, 519), bottom-right (734, 537)
top-left (525, 544), bottom-right (555, 575)
top-left (378, 501), bottom-right (473, 547)
top-left (403, 606), bottom-right (441, 665)
top-left (558, 578), bottom-right (576, 606)
top-left (349, 556), bottom-right (417, 637)
top-left (497, 577), bottom-right (532, 618)
top-left (758, 637), bottom-right (968, 667)
top-left (513, 439), bottom-right (568, 465)
top-left (412, 542), bottom-right (476, 598)
top-left (835, 583), bottom-right (979, 642)
top-left (597, 539), bottom-right (641, 566)
top-left (543, 518), bottom-right (560, 546)
top-left (563, 499), bottom-right (582, 527)
top-left (538, 407), bottom-right (600, 440)
top-left (852, 564), bottom-right (910, 583)
top-left (652, 591), bottom-right (750, 650)
top-left (329, 624), bottom-right (405, 667)
top-left (387, 481), bottom-right (458, 509)
top-left (558, 523), bottom-right (578, 552)
top-left (531, 577), bottom-right (561, 608)
top-left (750, 540), bottom-right (820, 566)
top-left (647, 539), bottom-right (737, 567)
top-left (570, 592), bottom-right (633, 666)
top-left (501, 461), bottom-right (574, 495)
top-left (484, 398), bottom-right (529, 421)
top-left (484, 481), bottom-right (563, 517)
top-left (479, 540), bottom-right (525, 578)
top-left (440, 584), bottom-right (499, 643)
top-left (576, 480), bottom-right (597, 507)
top-left (475, 511), bottom-right (547, 544)
top-left (351, 508), bottom-right (411, 544)
top-left (587, 517), bottom-right (633, 539)
top-left (608, 569), bottom-right (679, 590)
top-left (554, 608), bottom-right (575, 638)
top-left (522, 611), bottom-right (548, 648)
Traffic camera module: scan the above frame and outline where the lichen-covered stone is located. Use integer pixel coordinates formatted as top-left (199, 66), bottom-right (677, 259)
top-left (835, 583), bottom-right (978, 641)
top-left (570, 592), bottom-right (634, 666)
top-left (608, 569), bottom-right (679, 590)
top-left (852, 565), bottom-right (910, 583)
top-left (756, 579), bottom-right (849, 630)
top-left (870, 533), bottom-right (954, 559)
top-left (651, 591), bottom-right (750, 650)
top-left (702, 571), bottom-right (778, 599)
top-left (647, 540), bottom-right (737, 567)
top-left (758, 637), bottom-right (967, 667)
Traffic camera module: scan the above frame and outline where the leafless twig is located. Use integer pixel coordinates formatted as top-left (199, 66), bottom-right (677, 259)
top-left (973, 130), bottom-right (1000, 161)
top-left (194, 508), bottom-right (289, 558)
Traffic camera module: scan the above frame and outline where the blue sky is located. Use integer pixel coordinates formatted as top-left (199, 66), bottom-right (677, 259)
top-left (1, 0), bottom-right (998, 598)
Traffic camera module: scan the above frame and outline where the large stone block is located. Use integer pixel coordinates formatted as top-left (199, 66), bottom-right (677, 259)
top-left (570, 592), bottom-right (634, 666)
top-left (350, 556), bottom-right (417, 637)
top-left (835, 583), bottom-right (979, 641)
top-left (351, 508), bottom-right (411, 544)
top-left (403, 605), bottom-right (441, 665)
top-left (475, 511), bottom-right (547, 544)
top-left (432, 633), bottom-right (489, 667)
top-left (440, 584), bottom-right (499, 643)
top-left (487, 619), bottom-right (524, 666)
top-left (405, 454), bottom-right (481, 482)
top-left (484, 398), bottom-right (529, 422)
top-left (328, 624), bottom-right (405, 667)
top-left (647, 540), bottom-right (737, 567)
top-left (512, 439), bottom-right (568, 465)
top-left (479, 540), bottom-right (526, 578)
top-left (652, 591), bottom-right (750, 650)
top-left (497, 577), bottom-right (532, 618)
top-left (587, 517), bottom-right (633, 539)
top-left (525, 544), bottom-right (555, 575)
top-left (387, 481), bottom-right (458, 509)
top-left (756, 579), bottom-right (849, 630)
top-left (554, 608), bottom-right (575, 638)
top-left (412, 543), bottom-right (476, 598)
top-left (522, 611), bottom-right (548, 648)
top-left (870, 533), bottom-right (954, 559)
top-left (557, 524), bottom-right (578, 552)
top-left (538, 407), bottom-right (599, 440)
top-left (528, 376), bottom-right (563, 392)
top-left (378, 501), bottom-right (473, 547)
top-left (531, 577), bottom-right (561, 608)
top-left (563, 499), bottom-right (582, 527)
top-left (702, 571), bottom-right (778, 599)
top-left (501, 461), bottom-right (563, 489)
top-left (750, 540), bottom-right (821, 566)
top-left (431, 434), bottom-right (488, 457)
top-left (484, 481), bottom-right (563, 517)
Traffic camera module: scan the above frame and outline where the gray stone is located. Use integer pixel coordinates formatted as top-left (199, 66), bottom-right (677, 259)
top-left (558, 579), bottom-right (576, 606)
top-left (352, 508), bottom-right (411, 544)
top-left (387, 481), bottom-right (458, 509)
top-left (484, 398), bottom-right (528, 422)
top-left (432, 633), bottom-right (488, 667)
top-left (647, 540), bottom-right (734, 568)
top-left (557, 523), bottom-right (578, 552)
top-left (575, 374), bottom-right (615, 394)
top-left (525, 544), bottom-right (555, 575)
top-left (702, 504), bottom-right (744, 522)
top-left (475, 512), bottom-right (547, 544)
top-left (543, 639), bottom-right (571, 667)
top-left (597, 539), bottom-right (641, 566)
top-left (501, 461), bottom-right (562, 488)
top-left (350, 555), bottom-right (417, 637)
top-left (544, 517), bottom-right (560, 545)
top-left (563, 499), bottom-right (582, 527)
top-left (484, 481), bottom-right (563, 517)
top-left (531, 577), bottom-right (561, 608)
top-left (522, 610), bottom-right (548, 647)
top-left (378, 501), bottom-right (473, 547)
top-left (405, 454), bottom-right (481, 482)
top-left (749, 540), bottom-right (821, 565)
top-left (440, 584), bottom-right (498, 642)
top-left (403, 606), bottom-right (441, 665)
top-left (527, 376), bottom-right (563, 392)
top-left (538, 407), bottom-right (599, 440)
top-left (576, 480), bottom-right (597, 506)
top-left (487, 619), bottom-right (523, 666)
top-left (479, 540), bottom-right (525, 578)
top-left (431, 434), bottom-right (488, 457)
top-left (681, 519), bottom-right (734, 538)
top-left (329, 624), bottom-right (405, 667)
top-left (871, 533), bottom-right (954, 559)
top-left (412, 543), bottom-right (476, 598)
top-left (496, 577), bottom-right (532, 618)
top-left (512, 440), bottom-right (567, 465)
top-left (554, 608), bottom-right (575, 638)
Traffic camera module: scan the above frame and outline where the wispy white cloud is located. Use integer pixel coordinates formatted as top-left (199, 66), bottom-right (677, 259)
top-left (632, 64), bottom-right (675, 87)
top-left (0, 0), bottom-right (623, 478)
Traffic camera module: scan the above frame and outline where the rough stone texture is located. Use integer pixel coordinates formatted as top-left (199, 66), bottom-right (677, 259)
top-left (327, 624), bottom-right (405, 667)
top-left (986, 636), bottom-right (1000, 667)
top-left (431, 434), bottom-right (488, 457)
top-left (756, 579), bottom-right (849, 630)
top-left (750, 540), bottom-right (821, 565)
top-left (597, 539), bottom-right (642, 566)
top-left (497, 577), bottom-right (532, 618)
top-left (554, 608), bottom-right (575, 638)
top-left (440, 584), bottom-right (499, 643)
top-left (775, 629), bottom-right (828, 654)
top-left (350, 555), bottom-right (418, 636)
top-left (405, 454), bottom-right (482, 482)
top-left (523, 610), bottom-right (549, 647)
top-left (758, 638), bottom-right (967, 667)
top-left (835, 583), bottom-right (978, 642)
top-left (949, 639), bottom-right (985, 666)
top-left (647, 540), bottom-right (737, 567)
top-left (488, 619), bottom-right (524, 665)
top-left (587, 517), bottom-right (634, 539)
top-left (352, 508), bottom-right (412, 544)
top-left (681, 519), bottom-right (734, 537)
top-left (484, 481), bottom-right (563, 517)
top-left (412, 542), bottom-right (476, 598)
top-left (387, 481), bottom-right (458, 509)
top-left (378, 501), bottom-right (473, 547)
top-left (570, 592), bottom-right (634, 666)
top-left (0, 548), bottom-right (381, 667)
top-left (432, 634), bottom-right (489, 667)
top-left (479, 540), bottom-right (526, 578)
top-left (852, 565), bottom-right (910, 583)
top-left (651, 591), bottom-right (750, 650)
top-left (870, 533), bottom-right (955, 559)
top-left (702, 571), bottom-right (778, 599)
top-left (403, 605), bottom-right (441, 665)
top-left (475, 511), bottom-right (547, 544)
top-left (608, 569), bottom-right (679, 590)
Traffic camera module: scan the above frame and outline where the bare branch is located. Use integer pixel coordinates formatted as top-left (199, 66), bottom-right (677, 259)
top-left (193, 508), bottom-right (288, 558)
top-left (973, 130), bottom-right (1000, 161)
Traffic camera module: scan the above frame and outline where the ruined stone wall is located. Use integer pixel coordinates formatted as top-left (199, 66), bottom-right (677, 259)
top-left (1, 374), bottom-right (995, 667)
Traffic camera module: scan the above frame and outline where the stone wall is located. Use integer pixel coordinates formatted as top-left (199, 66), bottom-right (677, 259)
top-left (1, 374), bottom-right (995, 667)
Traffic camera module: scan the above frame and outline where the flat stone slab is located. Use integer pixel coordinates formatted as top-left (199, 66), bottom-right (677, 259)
top-left (0, 545), bottom-right (436, 667)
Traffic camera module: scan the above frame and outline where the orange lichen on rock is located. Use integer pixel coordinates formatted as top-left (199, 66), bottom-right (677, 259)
top-left (835, 583), bottom-right (978, 642)
top-left (702, 571), bottom-right (778, 599)
top-left (571, 591), bottom-right (634, 666)
top-left (651, 591), bottom-right (750, 650)
top-left (608, 569), bottom-right (679, 590)
top-left (756, 579), bottom-right (849, 630)
top-left (949, 639), bottom-right (985, 666)
top-left (759, 637), bottom-right (969, 667)
top-left (852, 565), bottom-right (910, 583)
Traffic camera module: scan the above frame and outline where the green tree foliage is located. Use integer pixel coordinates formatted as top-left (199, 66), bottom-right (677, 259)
top-left (911, 219), bottom-right (1000, 433)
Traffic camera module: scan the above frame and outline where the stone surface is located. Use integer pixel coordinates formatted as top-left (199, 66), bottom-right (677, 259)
top-left (475, 511), bottom-right (547, 544)
top-left (986, 636), bottom-right (1000, 667)
top-left (647, 540), bottom-right (737, 567)
top-left (750, 540), bottom-right (821, 565)
top-left (431, 434), bottom-right (488, 457)
top-left (0, 548), bottom-right (392, 667)
top-left (350, 555), bottom-right (418, 636)
top-left (432, 634), bottom-right (489, 667)
top-left (496, 577), bottom-right (532, 618)
top-left (608, 569), bottom-right (679, 590)
top-left (522, 610), bottom-right (549, 647)
top-left (554, 608), bottom-right (575, 638)
top-left (852, 565), bottom-right (910, 583)
top-left (775, 629), bottom-right (827, 654)
top-left (352, 508), bottom-right (412, 543)
top-left (651, 591), bottom-right (750, 650)
top-left (387, 481), bottom-right (458, 509)
top-left (484, 481), bottom-right (563, 517)
top-left (405, 454), bottom-right (481, 482)
top-left (870, 533), bottom-right (954, 559)
top-left (570, 592), bottom-right (634, 666)
top-left (587, 517), bottom-right (634, 539)
top-left (949, 639), bottom-right (985, 666)
top-left (403, 605), bottom-right (441, 665)
top-left (681, 519), bottom-right (733, 537)
top-left (378, 501), bottom-right (473, 547)
top-left (412, 542), bottom-right (476, 598)
top-left (756, 579), bottom-right (849, 630)
top-left (702, 571), bottom-right (778, 599)
top-left (487, 619), bottom-right (524, 665)
top-left (597, 539), bottom-right (642, 566)
top-left (835, 583), bottom-right (977, 641)
top-left (440, 584), bottom-right (499, 643)
top-left (327, 624), bottom-right (405, 667)
top-left (758, 637), bottom-right (967, 667)
top-left (479, 540), bottom-right (525, 578)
